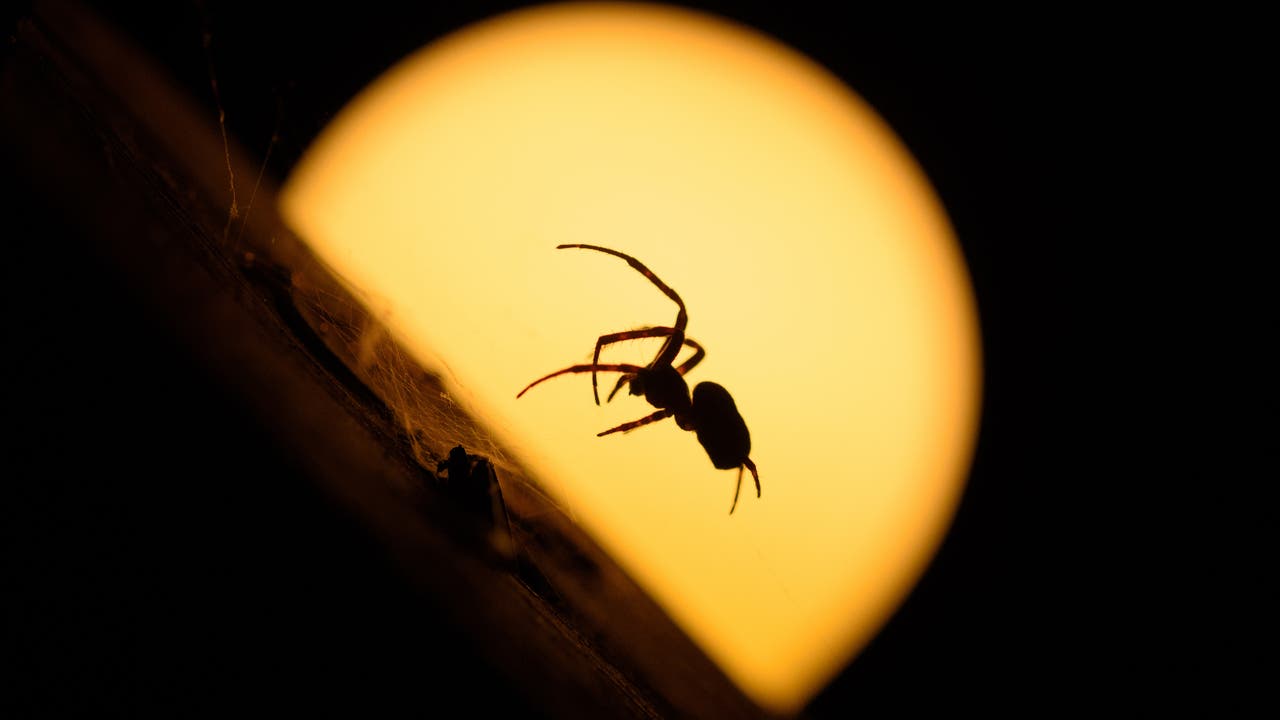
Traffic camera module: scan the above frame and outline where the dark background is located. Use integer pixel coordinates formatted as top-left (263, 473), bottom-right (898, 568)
top-left (5, 1), bottom-right (1222, 716)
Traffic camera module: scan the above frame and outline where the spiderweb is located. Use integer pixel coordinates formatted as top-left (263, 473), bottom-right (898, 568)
top-left (180, 152), bottom-right (580, 532)
top-left (177, 5), bottom-right (573, 520)
top-left (293, 265), bottom-right (512, 474)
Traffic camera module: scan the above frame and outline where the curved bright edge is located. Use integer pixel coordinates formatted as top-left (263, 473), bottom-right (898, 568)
top-left (281, 3), bottom-right (981, 714)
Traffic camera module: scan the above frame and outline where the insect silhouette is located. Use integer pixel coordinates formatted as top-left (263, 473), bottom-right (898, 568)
top-left (517, 244), bottom-right (760, 514)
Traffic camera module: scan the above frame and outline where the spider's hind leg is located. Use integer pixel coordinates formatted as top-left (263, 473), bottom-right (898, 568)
top-left (729, 460), bottom-right (760, 515)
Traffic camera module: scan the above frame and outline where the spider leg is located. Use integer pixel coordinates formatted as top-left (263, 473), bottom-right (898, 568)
top-left (729, 459), bottom-right (760, 515)
top-left (592, 328), bottom-right (708, 403)
top-left (674, 337), bottom-right (706, 376)
top-left (516, 363), bottom-right (648, 398)
top-left (604, 374), bottom-right (636, 404)
top-left (603, 335), bottom-right (708, 402)
top-left (744, 458), bottom-right (760, 498)
top-left (596, 408), bottom-right (674, 437)
top-left (591, 327), bottom-right (683, 405)
top-left (557, 244), bottom-right (688, 368)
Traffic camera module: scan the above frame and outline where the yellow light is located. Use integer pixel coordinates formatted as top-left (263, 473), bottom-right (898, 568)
top-left (281, 3), bottom-right (980, 714)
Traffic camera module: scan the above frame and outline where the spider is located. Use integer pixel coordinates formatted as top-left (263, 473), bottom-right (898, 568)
top-left (517, 244), bottom-right (760, 514)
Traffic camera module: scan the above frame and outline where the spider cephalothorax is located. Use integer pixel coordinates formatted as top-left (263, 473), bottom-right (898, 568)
top-left (517, 244), bottom-right (760, 513)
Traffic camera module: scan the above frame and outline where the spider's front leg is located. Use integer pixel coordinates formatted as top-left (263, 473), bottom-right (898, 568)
top-left (591, 327), bottom-right (679, 405)
top-left (516, 363), bottom-right (648, 399)
top-left (592, 328), bottom-right (707, 403)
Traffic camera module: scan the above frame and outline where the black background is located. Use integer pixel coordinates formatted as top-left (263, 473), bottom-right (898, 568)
top-left (5, 1), bottom-right (1223, 716)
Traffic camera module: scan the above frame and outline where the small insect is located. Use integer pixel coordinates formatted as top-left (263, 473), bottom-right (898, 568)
top-left (517, 244), bottom-right (760, 514)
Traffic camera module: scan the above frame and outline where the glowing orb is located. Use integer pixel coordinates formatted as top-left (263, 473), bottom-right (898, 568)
top-left (282, 3), bottom-right (981, 713)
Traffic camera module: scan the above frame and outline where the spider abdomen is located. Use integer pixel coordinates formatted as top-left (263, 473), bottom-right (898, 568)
top-left (690, 382), bottom-right (751, 470)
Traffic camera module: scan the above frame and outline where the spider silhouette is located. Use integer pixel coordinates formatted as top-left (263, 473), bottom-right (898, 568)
top-left (517, 244), bottom-right (760, 514)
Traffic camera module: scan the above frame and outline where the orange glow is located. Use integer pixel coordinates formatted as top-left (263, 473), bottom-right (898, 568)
top-left (281, 3), bottom-right (980, 714)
